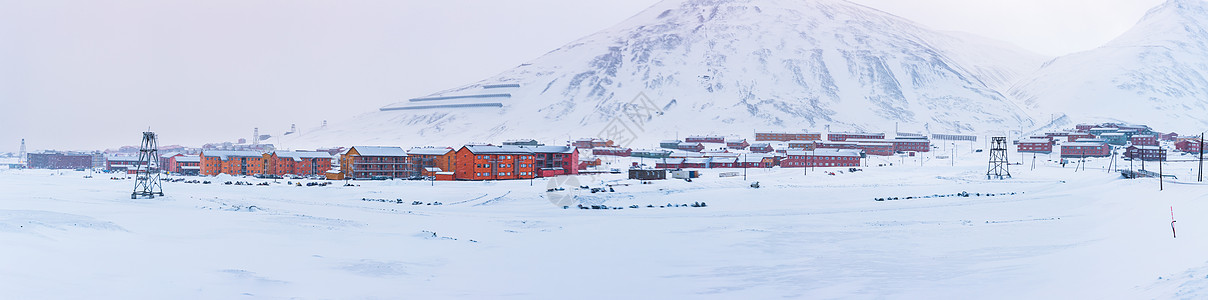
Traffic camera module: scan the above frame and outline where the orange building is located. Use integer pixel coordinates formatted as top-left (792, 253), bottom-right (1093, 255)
top-left (407, 147), bottom-right (457, 177)
top-left (453, 145), bottom-right (536, 180)
top-left (341, 146), bottom-right (412, 179)
top-left (267, 151), bottom-right (333, 176)
top-left (200, 150), bottom-right (268, 176)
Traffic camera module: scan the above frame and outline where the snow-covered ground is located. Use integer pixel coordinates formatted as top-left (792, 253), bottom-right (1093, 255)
top-left (3, 150), bottom-right (1208, 299)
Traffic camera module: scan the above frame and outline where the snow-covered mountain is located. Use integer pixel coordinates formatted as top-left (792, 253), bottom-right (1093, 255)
top-left (291, 0), bottom-right (1047, 148)
top-left (1010, 0), bottom-right (1208, 133)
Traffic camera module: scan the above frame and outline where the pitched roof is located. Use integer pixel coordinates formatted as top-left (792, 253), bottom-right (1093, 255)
top-left (175, 155), bottom-right (200, 163)
top-left (202, 150), bottom-right (264, 159)
top-left (1063, 142), bottom-right (1107, 147)
top-left (407, 147), bottom-right (454, 156)
top-left (349, 146), bottom-right (408, 157)
top-left (276, 151), bottom-right (333, 161)
top-left (738, 154), bottom-right (770, 163)
top-left (461, 145), bottom-right (534, 154)
top-left (786, 149), bottom-right (862, 157)
top-left (520, 146), bottom-right (576, 154)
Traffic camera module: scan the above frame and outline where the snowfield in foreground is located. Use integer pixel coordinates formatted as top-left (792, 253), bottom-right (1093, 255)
top-left (3, 153), bottom-right (1208, 299)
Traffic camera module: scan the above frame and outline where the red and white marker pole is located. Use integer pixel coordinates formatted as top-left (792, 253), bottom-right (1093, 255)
top-left (1171, 206), bottom-right (1177, 239)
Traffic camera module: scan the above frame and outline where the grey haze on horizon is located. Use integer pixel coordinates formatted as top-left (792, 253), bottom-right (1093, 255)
top-left (0, 0), bottom-right (1165, 153)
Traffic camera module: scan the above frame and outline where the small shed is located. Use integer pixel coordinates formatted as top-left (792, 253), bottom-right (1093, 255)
top-left (434, 171), bottom-right (455, 181)
top-left (325, 170), bottom-right (345, 180)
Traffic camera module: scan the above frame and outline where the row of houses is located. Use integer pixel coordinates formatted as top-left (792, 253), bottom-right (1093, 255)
top-left (666, 133), bottom-right (928, 155)
top-left (340, 145), bottom-right (581, 181)
top-left (784, 138), bottom-right (929, 156)
top-left (199, 150), bottom-right (333, 177)
top-left (651, 149), bottom-right (864, 169)
top-left (1032, 123), bottom-right (1201, 161)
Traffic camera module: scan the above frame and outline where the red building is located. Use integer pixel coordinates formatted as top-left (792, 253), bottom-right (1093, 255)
top-left (828, 132), bottom-right (885, 142)
top-left (453, 145), bottom-right (537, 181)
top-left (1045, 132), bottom-right (1071, 138)
top-left (573, 138), bottom-right (611, 149)
top-left (1061, 142), bottom-right (1111, 158)
top-left (654, 158), bottom-right (684, 169)
top-left (787, 140), bottom-right (817, 150)
top-left (166, 155), bottom-right (200, 175)
top-left (340, 146), bottom-right (412, 179)
top-left (1016, 139), bottom-right (1054, 153)
top-left (755, 132), bottom-right (821, 142)
top-left (1067, 133), bottom-right (1096, 142)
top-left (680, 157), bottom-right (710, 168)
top-left (1075, 124), bottom-right (1097, 132)
top-left (1125, 146), bottom-right (1166, 161)
top-left (159, 152), bottom-right (183, 172)
top-left (708, 157), bottom-right (738, 168)
top-left (677, 142), bottom-right (705, 152)
top-left (526, 146), bottom-right (579, 177)
top-left (749, 143), bottom-right (774, 153)
top-left (200, 150), bottom-right (267, 176)
top-left (847, 138), bottom-right (930, 153)
top-left (1176, 139), bottom-right (1202, 153)
top-left (856, 142), bottom-right (895, 156)
top-left (685, 135), bottom-right (725, 143)
top-left (1130, 135), bottom-right (1158, 146)
top-left (1159, 132), bottom-right (1180, 141)
top-left (737, 155), bottom-right (775, 168)
top-left (592, 147), bottom-right (632, 157)
top-left (106, 155), bottom-right (142, 174)
top-left (726, 138), bottom-right (750, 150)
top-left (269, 151), bottom-right (333, 176)
top-left (781, 149), bottom-right (862, 167)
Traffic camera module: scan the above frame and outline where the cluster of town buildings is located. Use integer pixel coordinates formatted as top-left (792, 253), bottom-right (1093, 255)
top-left (1014, 123), bottom-right (1203, 161)
top-left (29, 123), bottom-right (1200, 181)
top-left (21, 131), bottom-right (929, 180)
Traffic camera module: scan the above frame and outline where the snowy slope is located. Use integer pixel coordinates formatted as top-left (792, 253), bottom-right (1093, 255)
top-left (4, 152), bottom-right (1208, 298)
top-left (286, 0), bottom-right (1046, 149)
top-left (1010, 0), bottom-right (1208, 133)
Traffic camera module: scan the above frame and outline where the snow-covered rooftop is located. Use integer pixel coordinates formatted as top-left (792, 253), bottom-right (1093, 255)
top-left (349, 146), bottom-right (408, 157)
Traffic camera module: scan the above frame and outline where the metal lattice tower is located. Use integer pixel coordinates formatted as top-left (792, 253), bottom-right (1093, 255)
top-left (17, 139), bottom-right (26, 164)
top-left (987, 136), bottom-right (1011, 179)
top-left (132, 131), bottom-right (164, 199)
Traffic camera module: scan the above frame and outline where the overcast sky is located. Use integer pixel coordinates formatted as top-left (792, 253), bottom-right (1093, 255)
top-left (0, 0), bottom-right (1168, 153)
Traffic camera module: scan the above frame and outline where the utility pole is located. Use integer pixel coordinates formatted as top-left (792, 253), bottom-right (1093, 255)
top-left (1160, 149), bottom-right (1165, 191)
top-left (1199, 132), bottom-right (1203, 182)
top-left (743, 153), bottom-right (748, 181)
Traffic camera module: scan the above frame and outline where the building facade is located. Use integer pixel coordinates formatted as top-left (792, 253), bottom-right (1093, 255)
top-left (1176, 139), bottom-right (1202, 153)
top-left (1125, 146), bottom-right (1166, 161)
top-left (1130, 135), bottom-right (1158, 146)
top-left (27, 152), bottom-right (96, 169)
top-left (1016, 139), bottom-right (1054, 153)
top-left (408, 147), bottom-right (457, 177)
top-left (828, 132), bottom-right (886, 142)
top-left (269, 151), bottom-right (333, 176)
top-left (782, 149), bottom-right (862, 167)
top-left (1060, 142), bottom-right (1111, 158)
top-left (755, 132), bottom-right (821, 142)
top-left (341, 146), bottom-right (412, 179)
top-left (527, 146), bottom-right (579, 177)
top-left (200, 150), bottom-right (267, 176)
top-left (454, 145), bottom-right (537, 180)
